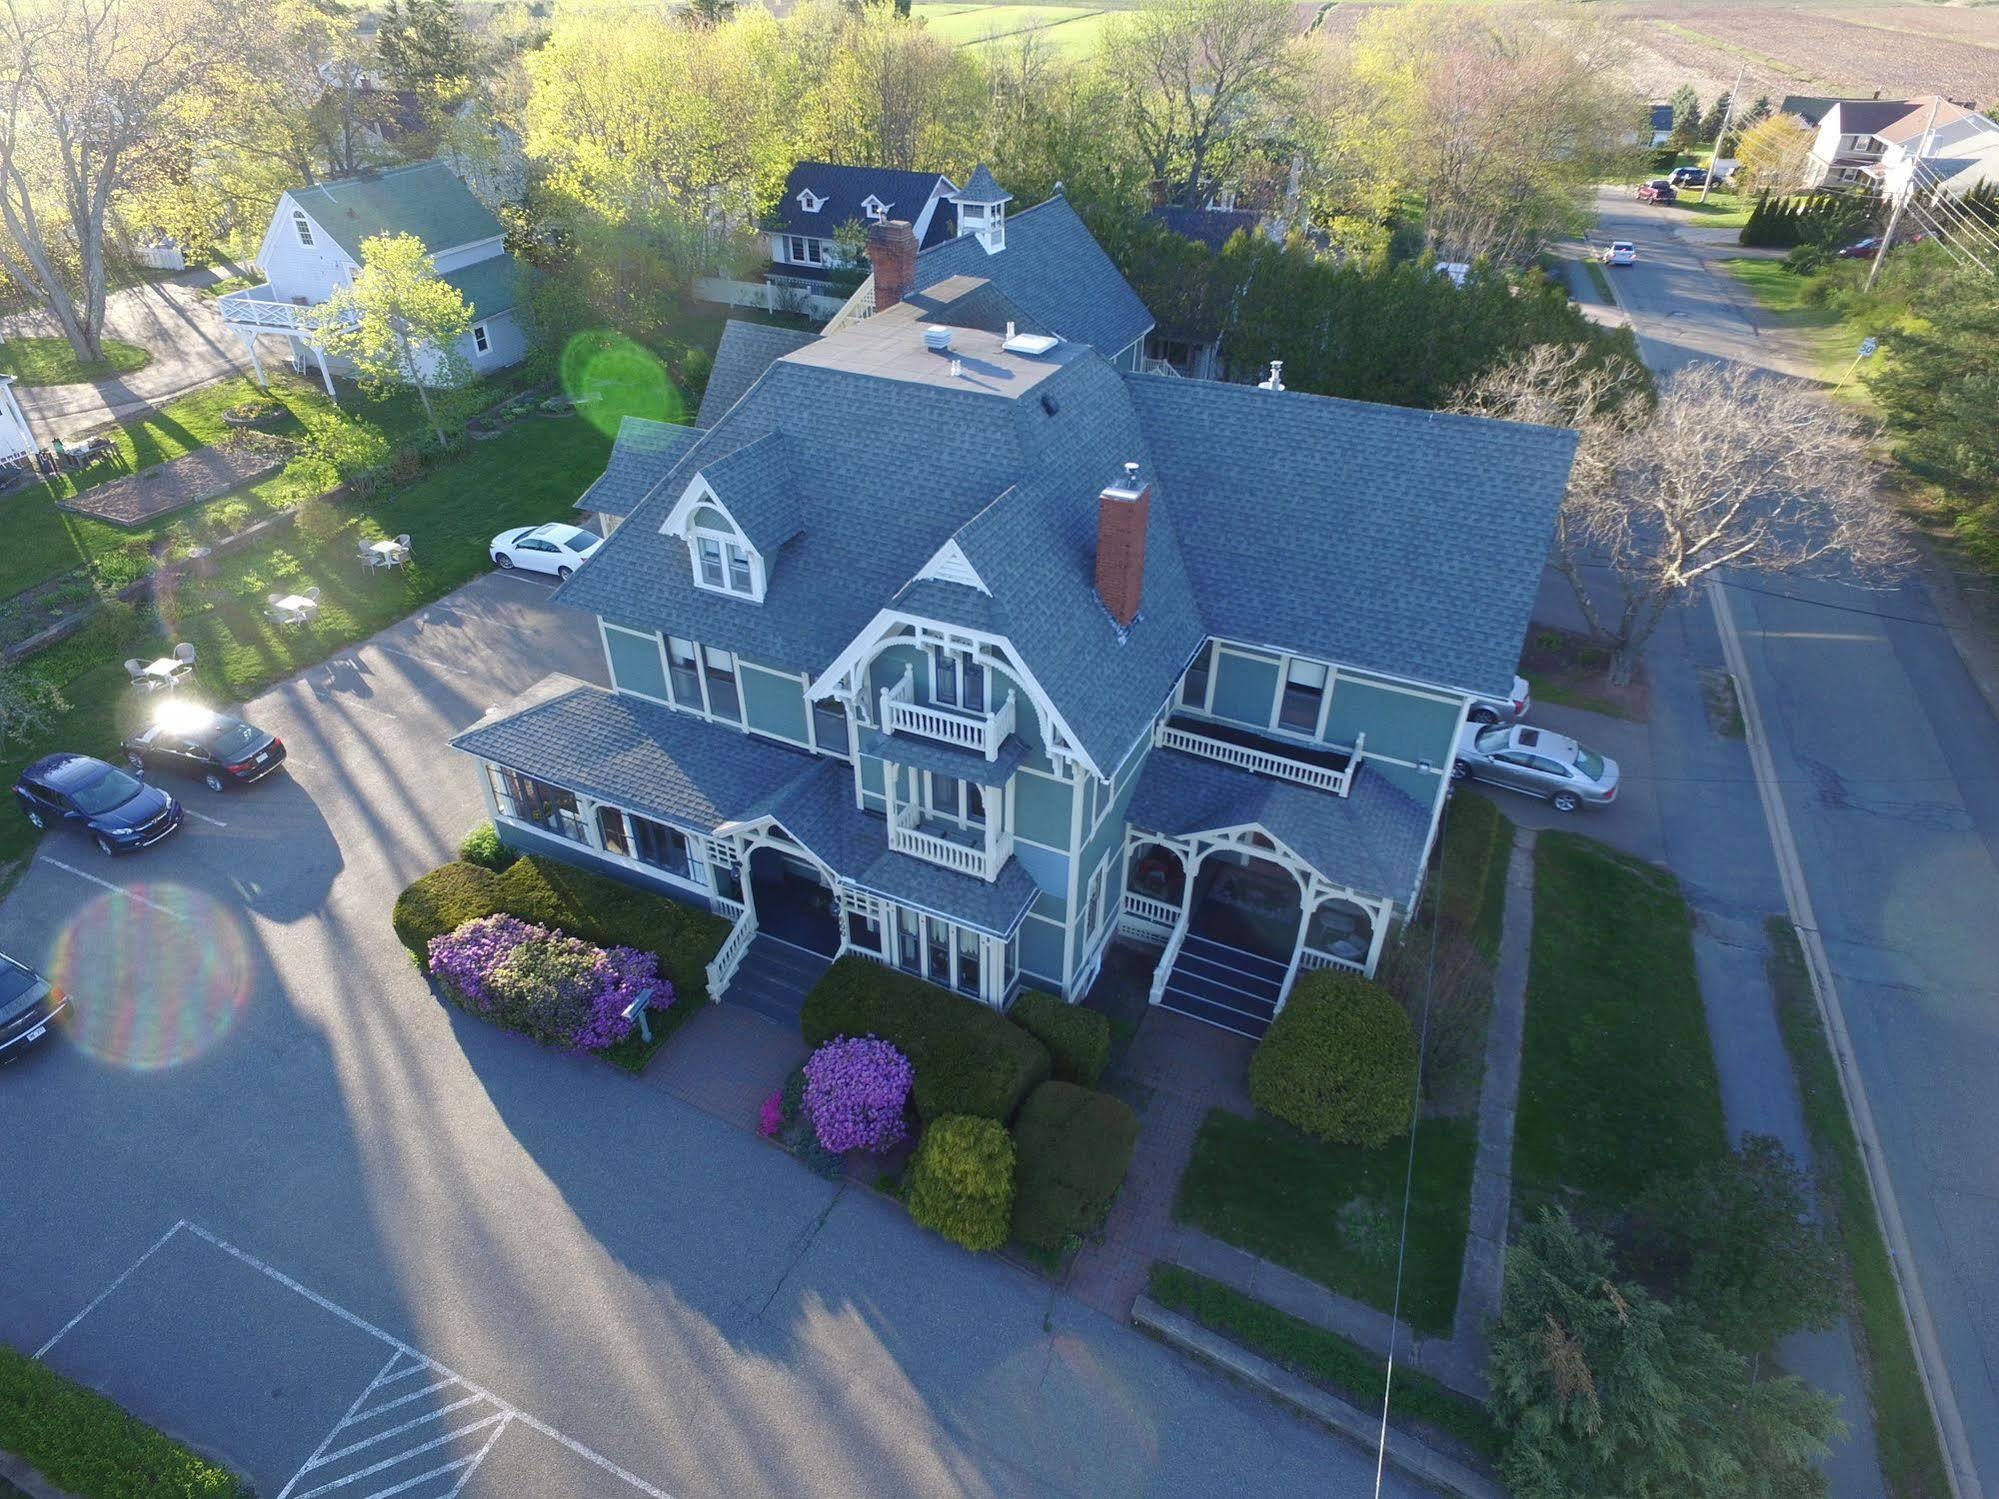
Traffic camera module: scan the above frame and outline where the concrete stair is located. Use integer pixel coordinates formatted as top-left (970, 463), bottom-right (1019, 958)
top-left (1158, 934), bottom-right (1287, 1039)
top-left (727, 935), bottom-right (831, 1029)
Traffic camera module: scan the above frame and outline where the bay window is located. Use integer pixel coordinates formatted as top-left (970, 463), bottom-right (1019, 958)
top-left (491, 766), bottom-right (585, 843)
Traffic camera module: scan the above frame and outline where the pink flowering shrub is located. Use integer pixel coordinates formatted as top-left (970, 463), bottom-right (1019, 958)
top-left (803, 1036), bottom-right (914, 1155)
top-left (758, 1091), bottom-right (785, 1138)
top-left (427, 913), bottom-right (666, 1052)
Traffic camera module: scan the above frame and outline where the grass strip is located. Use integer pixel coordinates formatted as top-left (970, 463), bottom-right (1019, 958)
top-left (1147, 1263), bottom-right (1503, 1459)
top-left (1513, 832), bottom-right (1725, 1221)
top-left (1766, 917), bottom-right (1952, 1499)
top-left (0, 336), bottom-right (151, 386)
top-left (1434, 790), bottom-right (1512, 962)
top-left (0, 1342), bottom-right (249, 1497)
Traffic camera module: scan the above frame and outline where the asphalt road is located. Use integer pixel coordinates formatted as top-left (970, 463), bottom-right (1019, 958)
top-left (0, 570), bottom-right (1429, 1498)
top-left (1590, 189), bottom-right (1999, 1497)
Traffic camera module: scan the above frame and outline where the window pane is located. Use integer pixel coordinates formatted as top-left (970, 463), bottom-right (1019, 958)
top-left (726, 545), bottom-right (752, 593)
top-left (597, 805), bottom-right (630, 857)
top-left (813, 696), bottom-right (849, 758)
top-left (632, 816), bottom-right (690, 876)
top-left (965, 784), bottom-right (986, 827)
top-left (704, 647), bottom-right (740, 721)
top-left (956, 932), bottom-right (980, 994)
top-left (930, 773), bottom-right (961, 819)
top-left (1182, 644), bottom-right (1212, 707)
top-left (498, 769), bottom-right (584, 843)
top-left (692, 506), bottom-right (732, 532)
top-left (698, 537), bottom-right (724, 587)
top-left (926, 917), bottom-right (950, 979)
top-left (962, 655), bottom-right (985, 712)
top-left (933, 652), bottom-right (957, 706)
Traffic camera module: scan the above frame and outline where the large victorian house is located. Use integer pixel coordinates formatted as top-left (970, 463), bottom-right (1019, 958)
top-left (454, 192), bottom-right (1573, 1039)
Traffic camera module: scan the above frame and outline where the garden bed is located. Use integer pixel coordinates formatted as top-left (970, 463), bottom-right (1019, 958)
top-left (55, 437), bottom-right (290, 527)
top-left (1521, 622), bottom-right (1647, 721)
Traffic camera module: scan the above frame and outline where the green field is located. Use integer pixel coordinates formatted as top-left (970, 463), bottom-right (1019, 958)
top-left (912, 4), bottom-right (1116, 58)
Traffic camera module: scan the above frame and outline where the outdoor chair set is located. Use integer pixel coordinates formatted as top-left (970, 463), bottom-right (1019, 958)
top-left (265, 587), bottom-right (322, 627)
top-left (124, 642), bottom-right (196, 692)
top-left (357, 535), bottom-right (412, 571)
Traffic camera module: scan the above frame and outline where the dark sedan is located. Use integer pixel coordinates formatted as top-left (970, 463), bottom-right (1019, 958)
top-left (122, 706), bottom-right (285, 792)
top-left (15, 752), bottom-right (182, 856)
top-left (0, 951), bottom-right (65, 1061)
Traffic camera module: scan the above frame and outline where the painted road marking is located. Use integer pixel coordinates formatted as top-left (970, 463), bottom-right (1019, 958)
top-left (1711, 580), bottom-right (1978, 1498)
top-left (339, 700), bottom-right (401, 723)
top-left (183, 809), bottom-right (228, 828)
top-left (43, 1221), bottom-right (677, 1499)
top-left (41, 859), bottom-right (183, 920)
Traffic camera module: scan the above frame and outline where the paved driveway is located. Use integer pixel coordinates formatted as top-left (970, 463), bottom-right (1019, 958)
top-left (1585, 188), bottom-right (1999, 1495)
top-left (5, 271), bottom-right (255, 436)
top-left (0, 570), bottom-right (1428, 1498)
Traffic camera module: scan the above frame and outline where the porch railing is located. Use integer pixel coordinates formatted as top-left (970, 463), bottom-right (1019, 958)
top-left (889, 820), bottom-right (1011, 880)
top-left (1299, 946), bottom-right (1366, 976)
top-left (710, 895), bottom-right (745, 922)
top-left (1121, 891), bottom-right (1180, 927)
top-left (880, 669), bottom-right (1017, 761)
top-left (1154, 721), bottom-right (1364, 798)
top-left (705, 906), bottom-right (757, 1001)
top-left (1147, 920), bottom-right (1190, 1005)
top-left (215, 283), bottom-right (316, 333)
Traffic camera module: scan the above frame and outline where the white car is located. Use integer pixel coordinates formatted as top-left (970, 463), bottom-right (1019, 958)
top-left (1602, 241), bottom-right (1637, 267)
top-left (490, 523), bottom-right (601, 580)
top-left (1468, 675), bottom-right (1532, 726)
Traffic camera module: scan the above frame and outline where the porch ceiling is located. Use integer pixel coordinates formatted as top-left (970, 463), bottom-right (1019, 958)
top-left (1127, 747), bottom-right (1433, 907)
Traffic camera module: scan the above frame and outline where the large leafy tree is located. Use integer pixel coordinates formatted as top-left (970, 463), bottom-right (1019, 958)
top-left (311, 232), bottom-right (473, 446)
top-left (1490, 1209), bottom-right (1845, 1499)
top-left (1734, 113), bottom-right (1816, 197)
top-left (377, 0), bottom-right (469, 98)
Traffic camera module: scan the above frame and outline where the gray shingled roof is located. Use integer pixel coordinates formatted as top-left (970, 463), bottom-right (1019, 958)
top-left (576, 417), bottom-right (699, 519)
top-left (451, 685), bottom-right (819, 833)
top-left (1126, 375), bottom-right (1576, 699)
top-left (857, 729), bottom-right (1030, 788)
top-left (911, 196), bottom-right (1153, 361)
top-left (698, 431), bottom-right (806, 554)
top-left (696, 320), bottom-right (819, 429)
top-left (954, 164), bottom-right (1012, 205)
top-left (288, 160), bottom-right (501, 262)
top-left (1128, 748), bottom-right (1435, 909)
top-left (775, 162), bottom-right (960, 245)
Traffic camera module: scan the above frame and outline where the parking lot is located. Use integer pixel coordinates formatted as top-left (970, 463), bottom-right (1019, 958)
top-left (0, 569), bottom-right (1416, 1497)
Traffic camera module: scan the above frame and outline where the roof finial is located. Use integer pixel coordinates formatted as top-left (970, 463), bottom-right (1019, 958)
top-left (1123, 460), bottom-right (1141, 488)
top-left (1259, 360), bottom-right (1285, 392)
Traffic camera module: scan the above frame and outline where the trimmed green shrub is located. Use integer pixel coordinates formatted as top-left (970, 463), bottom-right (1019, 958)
top-left (801, 955), bottom-right (1050, 1122)
top-left (391, 859), bottom-right (501, 956)
top-left (1010, 1081), bottom-right (1138, 1252)
top-left (1250, 970), bottom-right (1417, 1147)
top-left (1007, 990), bottom-right (1111, 1086)
top-left (0, 1342), bottom-right (251, 1497)
top-left (391, 853), bottom-right (729, 1004)
top-left (457, 820), bottom-right (518, 871)
top-left (906, 1115), bottom-right (1016, 1251)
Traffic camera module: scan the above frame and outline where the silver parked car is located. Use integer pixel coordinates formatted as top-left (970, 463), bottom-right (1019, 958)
top-left (1468, 674), bottom-right (1532, 725)
top-left (1452, 723), bottom-right (1619, 812)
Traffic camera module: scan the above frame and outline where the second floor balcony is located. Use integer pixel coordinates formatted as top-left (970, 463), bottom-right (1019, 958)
top-left (215, 282), bottom-right (317, 334)
top-left (879, 666), bottom-right (1018, 761)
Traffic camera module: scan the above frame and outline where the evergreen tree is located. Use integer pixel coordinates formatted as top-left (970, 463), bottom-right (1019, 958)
top-left (1748, 95), bottom-right (1773, 125)
top-left (1871, 270), bottom-right (1999, 538)
top-left (1699, 92), bottom-right (1731, 142)
top-left (378, 0), bottom-right (469, 97)
top-left (1489, 1210), bottom-right (1845, 1499)
top-left (1669, 86), bottom-right (1703, 149)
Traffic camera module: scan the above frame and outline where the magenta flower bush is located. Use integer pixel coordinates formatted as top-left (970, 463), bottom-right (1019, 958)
top-left (758, 1091), bottom-right (784, 1138)
top-left (426, 914), bottom-right (667, 1052)
top-left (803, 1036), bottom-right (914, 1155)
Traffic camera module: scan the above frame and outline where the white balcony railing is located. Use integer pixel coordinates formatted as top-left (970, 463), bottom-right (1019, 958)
top-left (1122, 892), bottom-right (1181, 928)
top-left (215, 283), bottom-right (317, 333)
top-left (1299, 946), bottom-right (1366, 976)
top-left (1154, 721), bottom-right (1364, 798)
top-left (880, 668), bottom-right (1017, 761)
top-left (704, 905), bottom-right (757, 1000)
top-left (889, 820), bottom-right (1013, 881)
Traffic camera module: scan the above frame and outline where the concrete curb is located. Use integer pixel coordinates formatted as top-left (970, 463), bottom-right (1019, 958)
top-left (0, 1450), bottom-right (80, 1499)
top-left (1131, 1296), bottom-right (1507, 1499)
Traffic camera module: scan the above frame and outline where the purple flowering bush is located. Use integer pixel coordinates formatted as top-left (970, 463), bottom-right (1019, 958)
top-left (803, 1036), bottom-right (914, 1155)
top-left (426, 914), bottom-right (666, 1052)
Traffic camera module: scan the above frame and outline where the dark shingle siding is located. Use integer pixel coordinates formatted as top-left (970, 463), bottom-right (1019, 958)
top-left (577, 418), bottom-right (698, 519)
top-left (775, 163), bottom-right (959, 246)
top-left (696, 321), bottom-right (820, 429)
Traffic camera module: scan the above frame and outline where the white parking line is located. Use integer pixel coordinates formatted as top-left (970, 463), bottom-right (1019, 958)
top-left (36, 1219), bottom-right (189, 1357)
top-left (183, 809), bottom-right (228, 828)
top-left (338, 700), bottom-right (400, 723)
top-left (489, 570), bottom-right (557, 588)
top-left (41, 858), bottom-right (184, 919)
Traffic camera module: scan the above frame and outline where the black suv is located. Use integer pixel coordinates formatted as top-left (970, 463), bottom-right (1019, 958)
top-left (15, 753), bottom-right (182, 856)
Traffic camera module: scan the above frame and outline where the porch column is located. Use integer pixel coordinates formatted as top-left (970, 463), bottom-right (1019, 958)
top-left (313, 340), bottom-right (336, 399)
top-left (1363, 898), bottom-right (1393, 978)
top-left (236, 328), bottom-right (267, 387)
top-left (983, 934), bottom-right (1004, 1007)
top-left (983, 802), bottom-right (999, 880)
top-left (477, 761), bottom-right (501, 823)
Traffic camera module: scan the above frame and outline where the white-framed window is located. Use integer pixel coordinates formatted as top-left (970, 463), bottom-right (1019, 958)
top-left (861, 194), bottom-right (888, 221)
top-left (796, 189), bottom-right (823, 214)
top-left (925, 771), bottom-right (987, 829)
top-left (472, 322), bottom-right (490, 355)
top-left (703, 645), bottom-right (741, 722)
top-left (666, 634), bottom-right (703, 709)
top-left (292, 210), bottom-right (315, 247)
top-left (785, 235), bottom-right (824, 265)
top-left (687, 505), bottom-right (763, 601)
top-left (930, 646), bottom-right (986, 712)
top-left (1085, 859), bottom-right (1108, 940)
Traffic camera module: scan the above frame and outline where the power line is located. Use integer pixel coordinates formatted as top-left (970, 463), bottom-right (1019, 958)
top-left (1904, 161), bottom-right (1999, 255)
top-left (1904, 197), bottom-right (1994, 274)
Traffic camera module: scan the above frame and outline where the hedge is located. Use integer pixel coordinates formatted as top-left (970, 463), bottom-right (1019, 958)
top-left (1007, 990), bottom-right (1111, 1086)
top-left (0, 1343), bottom-right (251, 1497)
top-left (906, 1115), bottom-right (1016, 1251)
top-left (801, 956), bottom-right (1050, 1123)
top-left (1249, 969), bottom-right (1417, 1147)
top-left (457, 820), bottom-right (518, 872)
top-left (392, 853), bottom-right (731, 1006)
top-left (1010, 1081), bottom-right (1139, 1252)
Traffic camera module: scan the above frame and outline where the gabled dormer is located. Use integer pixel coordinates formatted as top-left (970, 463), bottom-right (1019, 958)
top-left (861, 193), bottom-right (889, 222)
top-left (658, 432), bottom-right (803, 605)
top-left (797, 187), bottom-right (825, 214)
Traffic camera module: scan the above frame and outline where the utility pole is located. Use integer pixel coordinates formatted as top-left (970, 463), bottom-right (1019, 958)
top-left (1699, 64), bottom-right (1745, 204)
top-left (1868, 94), bottom-right (1943, 292)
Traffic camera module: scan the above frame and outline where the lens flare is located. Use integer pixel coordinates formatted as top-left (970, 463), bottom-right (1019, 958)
top-left (559, 330), bottom-right (686, 436)
top-left (44, 884), bottom-right (251, 1071)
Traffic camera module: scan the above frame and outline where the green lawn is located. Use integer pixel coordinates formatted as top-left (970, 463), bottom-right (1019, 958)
top-left (1147, 1263), bottom-right (1504, 1460)
top-left (0, 414), bottom-right (611, 869)
top-left (1434, 789), bottom-right (1513, 963)
top-left (1677, 190), bottom-right (1753, 228)
top-left (1768, 918), bottom-right (1952, 1499)
top-left (0, 335), bottom-right (151, 386)
top-left (1175, 1108), bottom-right (1476, 1336)
top-left (1513, 833), bottom-right (1725, 1223)
top-left (912, 3), bottom-right (1114, 57)
top-left (1722, 258), bottom-right (1878, 384)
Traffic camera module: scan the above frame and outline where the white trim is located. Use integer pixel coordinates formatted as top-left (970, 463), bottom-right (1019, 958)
top-left (914, 539), bottom-right (991, 594)
top-left (471, 321), bottom-right (490, 355)
top-left (796, 189), bottom-right (824, 214)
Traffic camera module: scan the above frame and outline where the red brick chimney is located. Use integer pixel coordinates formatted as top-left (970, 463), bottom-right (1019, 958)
top-left (865, 220), bottom-right (918, 314)
top-left (1095, 463), bottom-right (1149, 630)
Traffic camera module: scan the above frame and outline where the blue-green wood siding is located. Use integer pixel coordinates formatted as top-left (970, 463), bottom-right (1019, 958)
top-left (740, 662), bottom-right (809, 744)
top-left (604, 626), bottom-right (667, 702)
top-left (1210, 650), bottom-right (1280, 727)
top-left (1014, 771), bottom-right (1072, 848)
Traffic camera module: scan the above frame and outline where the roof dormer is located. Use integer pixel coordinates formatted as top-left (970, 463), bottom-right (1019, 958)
top-left (659, 432), bottom-right (803, 605)
top-left (797, 188), bottom-right (824, 214)
top-left (663, 476), bottom-right (767, 603)
top-left (861, 194), bottom-right (889, 222)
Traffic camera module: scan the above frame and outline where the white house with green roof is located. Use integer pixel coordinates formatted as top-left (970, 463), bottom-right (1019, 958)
top-left (217, 160), bottom-right (526, 394)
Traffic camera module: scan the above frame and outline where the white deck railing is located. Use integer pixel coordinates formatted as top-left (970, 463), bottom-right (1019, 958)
top-left (889, 821), bottom-right (1012, 880)
top-left (1155, 721), bottom-right (1364, 798)
top-left (881, 670), bottom-right (1017, 761)
top-left (704, 906), bottom-right (757, 1000)
top-left (1299, 946), bottom-right (1366, 976)
top-left (215, 284), bottom-right (315, 333)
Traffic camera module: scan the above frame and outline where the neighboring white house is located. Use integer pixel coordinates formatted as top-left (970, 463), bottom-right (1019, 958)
top-left (0, 375), bottom-right (34, 464)
top-left (1784, 93), bottom-right (1992, 191)
top-left (216, 160), bottom-right (526, 394)
top-left (1867, 98), bottom-right (1999, 197)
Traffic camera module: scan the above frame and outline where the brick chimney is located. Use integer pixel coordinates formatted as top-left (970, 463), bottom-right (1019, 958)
top-left (865, 220), bottom-right (917, 314)
top-left (1095, 462), bottom-right (1149, 630)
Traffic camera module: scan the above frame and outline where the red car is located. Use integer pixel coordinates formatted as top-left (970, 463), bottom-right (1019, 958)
top-left (1837, 233), bottom-right (1924, 259)
top-left (1637, 179), bottom-right (1678, 204)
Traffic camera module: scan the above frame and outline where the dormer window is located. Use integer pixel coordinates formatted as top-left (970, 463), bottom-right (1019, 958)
top-left (861, 194), bottom-right (888, 221)
top-left (796, 189), bottom-right (824, 214)
top-left (688, 503), bottom-right (764, 601)
top-left (293, 210), bottom-right (314, 247)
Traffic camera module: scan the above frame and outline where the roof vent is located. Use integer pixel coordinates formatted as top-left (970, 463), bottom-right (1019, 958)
top-left (1002, 331), bottom-right (1060, 356)
top-left (1259, 360), bottom-right (1285, 392)
top-left (922, 326), bottom-right (953, 353)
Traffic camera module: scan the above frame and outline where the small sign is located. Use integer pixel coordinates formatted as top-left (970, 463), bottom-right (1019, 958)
top-left (1858, 337), bottom-right (1879, 358)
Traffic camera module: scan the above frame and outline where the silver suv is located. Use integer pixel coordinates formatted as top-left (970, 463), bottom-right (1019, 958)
top-left (1452, 723), bottom-right (1619, 812)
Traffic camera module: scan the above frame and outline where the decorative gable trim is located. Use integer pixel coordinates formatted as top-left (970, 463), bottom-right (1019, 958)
top-left (861, 194), bottom-right (889, 221)
top-left (914, 539), bottom-right (990, 595)
top-left (660, 473), bottom-right (722, 536)
top-left (797, 189), bottom-right (824, 213)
